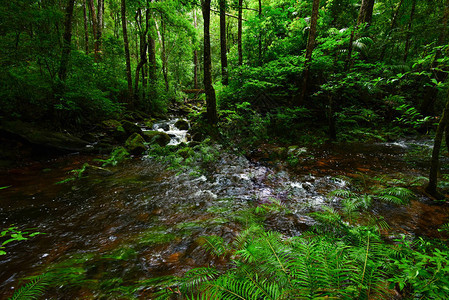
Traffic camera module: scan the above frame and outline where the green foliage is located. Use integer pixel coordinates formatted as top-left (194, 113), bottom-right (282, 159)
top-left (1, 226), bottom-right (43, 256)
top-left (94, 147), bottom-right (130, 167)
top-left (55, 163), bottom-right (89, 184)
top-left (9, 273), bottom-right (53, 300)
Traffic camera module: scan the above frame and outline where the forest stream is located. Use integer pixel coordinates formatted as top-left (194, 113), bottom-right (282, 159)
top-left (1, 129), bottom-right (449, 298)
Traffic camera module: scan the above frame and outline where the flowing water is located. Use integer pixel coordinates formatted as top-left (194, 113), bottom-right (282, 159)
top-left (1, 134), bottom-right (449, 298)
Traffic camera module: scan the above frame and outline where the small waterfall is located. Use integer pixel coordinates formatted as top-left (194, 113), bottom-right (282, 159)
top-left (149, 119), bottom-right (189, 146)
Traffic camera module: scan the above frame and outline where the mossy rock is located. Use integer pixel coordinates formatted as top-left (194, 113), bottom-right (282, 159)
top-left (174, 119), bottom-right (189, 130)
top-left (102, 119), bottom-right (122, 129)
top-left (112, 125), bottom-right (127, 142)
top-left (142, 131), bottom-right (171, 147)
top-left (125, 133), bottom-right (147, 155)
top-left (143, 119), bottom-right (154, 129)
top-left (122, 120), bottom-right (142, 135)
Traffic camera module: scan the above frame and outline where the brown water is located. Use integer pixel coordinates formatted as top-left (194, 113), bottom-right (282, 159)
top-left (0, 140), bottom-right (448, 298)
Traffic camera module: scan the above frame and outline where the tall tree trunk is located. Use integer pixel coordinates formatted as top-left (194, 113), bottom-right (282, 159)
top-left (426, 90), bottom-right (449, 199)
top-left (238, 0), bottom-right (243, 66)
top-left (403, 0), bottom-right (416, 62)
top-left (134, 8), bottom-right (149, 100)
top-left (160, 19), bottom-right (169, 92)
top-left (121, 0), bottom-right (133, 103)
top-left (148, 31), bottom-right (157, 84)
top-left (202, 0), bottom-right (218, 124)
top-left (219, 0), bottom-right (228, 85)
top-left (258, 0), bottom-right (262, 65)
top-left (83, 0), bottom-right (89, 54)
top-left (87, 0), bottom-right (100, 61)
top-left (357, 0), bottom-right (375, 26)
top-left (379, 0), bottom-right (404, 61)
top-left (193, 10), bottom-right (199, 89)
top-left (296, 0), bottom-right (320, 105)
top-left (58, 0), bottom-right (76, 81)
top-left (438, 0), bottom-right (449, 45)
top-left (97, 0), bottom-right (104, 56)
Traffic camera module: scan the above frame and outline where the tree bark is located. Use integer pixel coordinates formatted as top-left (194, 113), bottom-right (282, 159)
top-left (58, 0), bottom-right (76, 81)
top-left (403, 0), bottom-right (416, 62)
top-left (426, 91), bottom-right (449, 200)
top-left (97, 0), bottom-right (104, 57)
top-left (87, 0), bottom-right (101, 61)
top-left (202, 0), bottom-right (218, 124)
top-left (238, 0), bottom-right (243, 66)
top-left (357, 0), bottom-right (375, 26)
top-left (219, 0), bottom-right (228, 85)
top-left (83, 0), bottom-right (89, 54)
top-left (121, 0), bottom-right (133, 102)
top-left (345, 27), bottom-right (356, 71)
top-left (438, 0), bottom-right (449, 45)
top-left (296, 0), bottom-right (320, 105)
top-left (161, 19), bottom-right (169, 92)
top-left (134, 8), bottom-right (149, 100)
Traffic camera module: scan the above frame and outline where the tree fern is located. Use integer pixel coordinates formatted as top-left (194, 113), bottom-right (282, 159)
top-left (9, 273), bottom-right (52, 300)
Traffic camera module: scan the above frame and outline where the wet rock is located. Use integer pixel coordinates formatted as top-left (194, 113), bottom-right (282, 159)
top-left (287, 145), bottom-right (307, 157)
top-left (144, 119), bottom-right (154, 129)
top-left (125, 133), bottom-right (147, 155)
top-left (122, 120), bottom-right (142, 135)
top-left (174, 119), bottom-right (189, 130)
top-left (142, 131), bottom-right (171, 147)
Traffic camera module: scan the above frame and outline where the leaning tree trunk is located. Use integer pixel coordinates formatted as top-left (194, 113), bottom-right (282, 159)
top-left (296, 0), bottom-right (320, 105)
top-left (438, 0), bottom-right (449, 45)
top-left (202, 0), bottom-right (218, 124)
top-left (237, 0), bottom-right (243, 66)
top-left (121, 0), bottom-right (133, 103)
top-left (58, 0), bottom-right (76, 81)
top-left (219, 0), bottom-right (228, 85)
top-left (426, 90), bottom-right (449, 199)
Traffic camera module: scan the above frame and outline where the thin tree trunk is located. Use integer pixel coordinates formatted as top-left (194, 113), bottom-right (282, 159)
top-left (87, 0), bottom-right (99, 61)
top-left (345, 27), bottom-right (356, 71)
top-left (58, 0), bottom-right (76, 81)
top-left (258, 0), bottom-right (262, 65)
top-left (202, 0), bottom-right (218, 124)
top-left (238, 0), bottom-right (243, 66)
top-left (357, 0), bottom-right (375, 26)
top-left (97, 0), bottom-right (104, 58)
top-left (403, 0), bottom-right (416, 62)
top-left (134, 8), bottom-right (149, 100)
top-left (379, 0), bottom-right (404, 61)
top-left (160, 19), bottom-right (169, 92)
top-left (219, 0), bottom-right (228, 85)
top-left (83, 0), bottom-right (89, 54)
top-left (148, 31), bottom-right (157, 84)
top-left (296, 0), bottom-right (320, 105)
top-left (121, 0), bottom-right (133, 102)
top-left (193, 10), bottom-right (199, 89)
top-left (426, 90), bottom-right (449, 199)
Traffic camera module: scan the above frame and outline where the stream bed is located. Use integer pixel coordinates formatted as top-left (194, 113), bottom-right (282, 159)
top-left (1, 137), bottom-right (449, 298)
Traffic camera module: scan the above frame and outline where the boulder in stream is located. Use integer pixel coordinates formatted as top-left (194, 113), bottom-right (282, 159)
top-left (174, 119), bottom-right (189, 130)
top-left (125, 133), bottom-right (147, 155)
top-left (122, 120), bottom-right (143, 135)
top-left (142, 131), bottom-right (171, 147)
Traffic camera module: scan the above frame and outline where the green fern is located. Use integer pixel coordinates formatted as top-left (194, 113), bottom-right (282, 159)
top-left (9, 273), bottom-right (52, 300)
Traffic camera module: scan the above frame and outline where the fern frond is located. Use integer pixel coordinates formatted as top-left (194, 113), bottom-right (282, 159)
top-left (9, 273), bottom-right (52, 300)
top-left (199, 235), bottom-right (228, 258)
